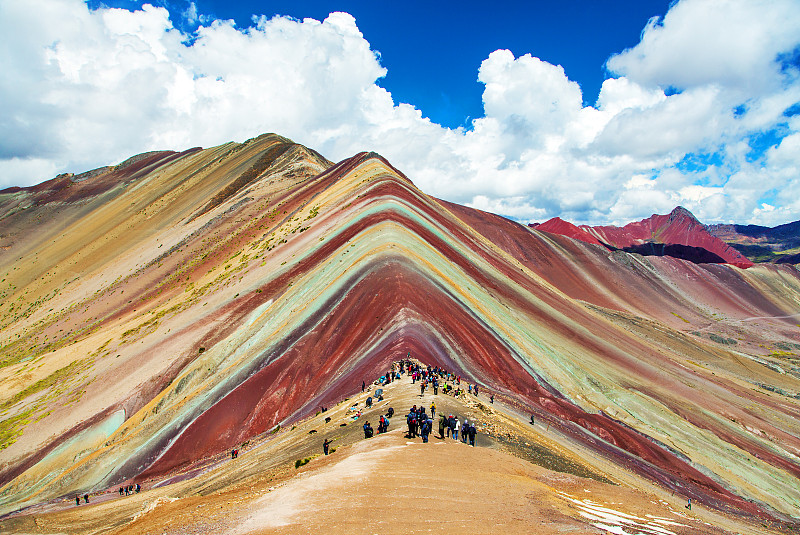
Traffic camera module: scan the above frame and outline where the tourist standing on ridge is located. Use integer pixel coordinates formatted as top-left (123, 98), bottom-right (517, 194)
top-left (323, 438), bottom-right (332, 455)
top-left (468, 422), bottom-right (477, 446)
top-left (378, 414), bottom-right (390, 433)
top-left (362, 381), bottom-right (365, 393)
top-left (430, 401), bottom-right (436, 418)
top-left (453, 417), bottom-right (461, 441)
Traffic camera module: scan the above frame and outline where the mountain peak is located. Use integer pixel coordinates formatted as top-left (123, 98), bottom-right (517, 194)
top-left (668, 205), bottom-right (700, 223)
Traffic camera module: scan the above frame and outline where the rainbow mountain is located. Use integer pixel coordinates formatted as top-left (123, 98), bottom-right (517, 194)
top-left (0, 134), bottom-right (799, 525)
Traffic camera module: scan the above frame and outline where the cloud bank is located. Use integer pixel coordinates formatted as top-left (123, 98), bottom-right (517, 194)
top-left (1, 0), bottom-right (799, 225)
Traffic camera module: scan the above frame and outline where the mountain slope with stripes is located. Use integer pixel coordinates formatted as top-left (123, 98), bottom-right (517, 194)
top-left (0, 134), bottom-right (798, 526)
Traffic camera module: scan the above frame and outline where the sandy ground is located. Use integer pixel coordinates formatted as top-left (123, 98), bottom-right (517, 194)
top-left (0, 371), bottom-right (791, 535)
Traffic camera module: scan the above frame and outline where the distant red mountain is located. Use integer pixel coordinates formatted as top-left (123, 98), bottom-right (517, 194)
top-left (532, 207), bottom-right (754, 269)
top-left (530, 217), bottom-right (604, 246)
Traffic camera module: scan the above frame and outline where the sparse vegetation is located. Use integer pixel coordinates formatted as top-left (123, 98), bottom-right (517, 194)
top-left (709, 333), bottom-right (737, 345)
top-left (0, 354), bottom-right (97, 450)
top-left (671, 312), bottom-right (690, 323)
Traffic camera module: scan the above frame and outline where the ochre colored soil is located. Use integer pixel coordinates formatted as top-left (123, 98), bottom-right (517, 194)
top-left (1, 374), bottom-right (789, 535)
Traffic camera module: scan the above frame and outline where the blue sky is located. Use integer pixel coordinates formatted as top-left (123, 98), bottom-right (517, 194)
top-left (2, 0), bottom-right (800, 226)
top-left (87, 0), bottom-right (673, 129)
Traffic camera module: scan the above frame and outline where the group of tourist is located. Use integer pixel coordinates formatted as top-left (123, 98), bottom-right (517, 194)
top-left (398, 359), bottom-right (483, 446)
top-left (440, 413), bottom-right (478, 446)
top-left (74, 483), bottom-right (141, 507)
top-left (118, 484), bottom-right (141, 496)
top-left (363, 413), bottom-right (392, 438)
top-left (405, 404), bottom-right (433, 442)
top-left (331, 358), bottom-right (486, 454)
top-left (400, 359), bottom-right (484, 401)
top-left (403, 404), bottom-right (478, 446)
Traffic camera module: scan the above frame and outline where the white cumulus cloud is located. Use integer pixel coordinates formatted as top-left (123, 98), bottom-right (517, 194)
top-left (1, 0), bottom-right (799, 227)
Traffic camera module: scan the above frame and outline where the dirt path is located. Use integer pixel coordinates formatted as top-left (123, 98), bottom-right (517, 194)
top-left (230, 431), bottom-right (725, 535)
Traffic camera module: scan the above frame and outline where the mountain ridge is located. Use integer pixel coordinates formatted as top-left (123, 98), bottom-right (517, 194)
top-left (0, 135), bottom-right (798, 530)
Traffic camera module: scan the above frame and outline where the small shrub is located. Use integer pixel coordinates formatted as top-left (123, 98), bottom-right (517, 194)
top-left (295, 457), bottom-right (311, 469)
top-left (708, 333), bottom-right (737, 345)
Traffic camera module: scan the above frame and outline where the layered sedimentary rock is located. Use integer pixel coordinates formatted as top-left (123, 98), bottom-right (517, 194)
top-left (0, 134), bottom-right (799, 525)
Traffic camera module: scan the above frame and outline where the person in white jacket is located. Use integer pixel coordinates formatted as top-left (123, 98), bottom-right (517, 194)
top-left (453, 417), bottom-right (461, 441)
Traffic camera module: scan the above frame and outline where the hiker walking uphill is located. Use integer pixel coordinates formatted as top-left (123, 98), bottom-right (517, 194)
top-left (467, 421), bottom-right (477, 446)
top-left (421, 417), bottom-right (431, 443)
top-left (407, 410), bottom-right (417, 438)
